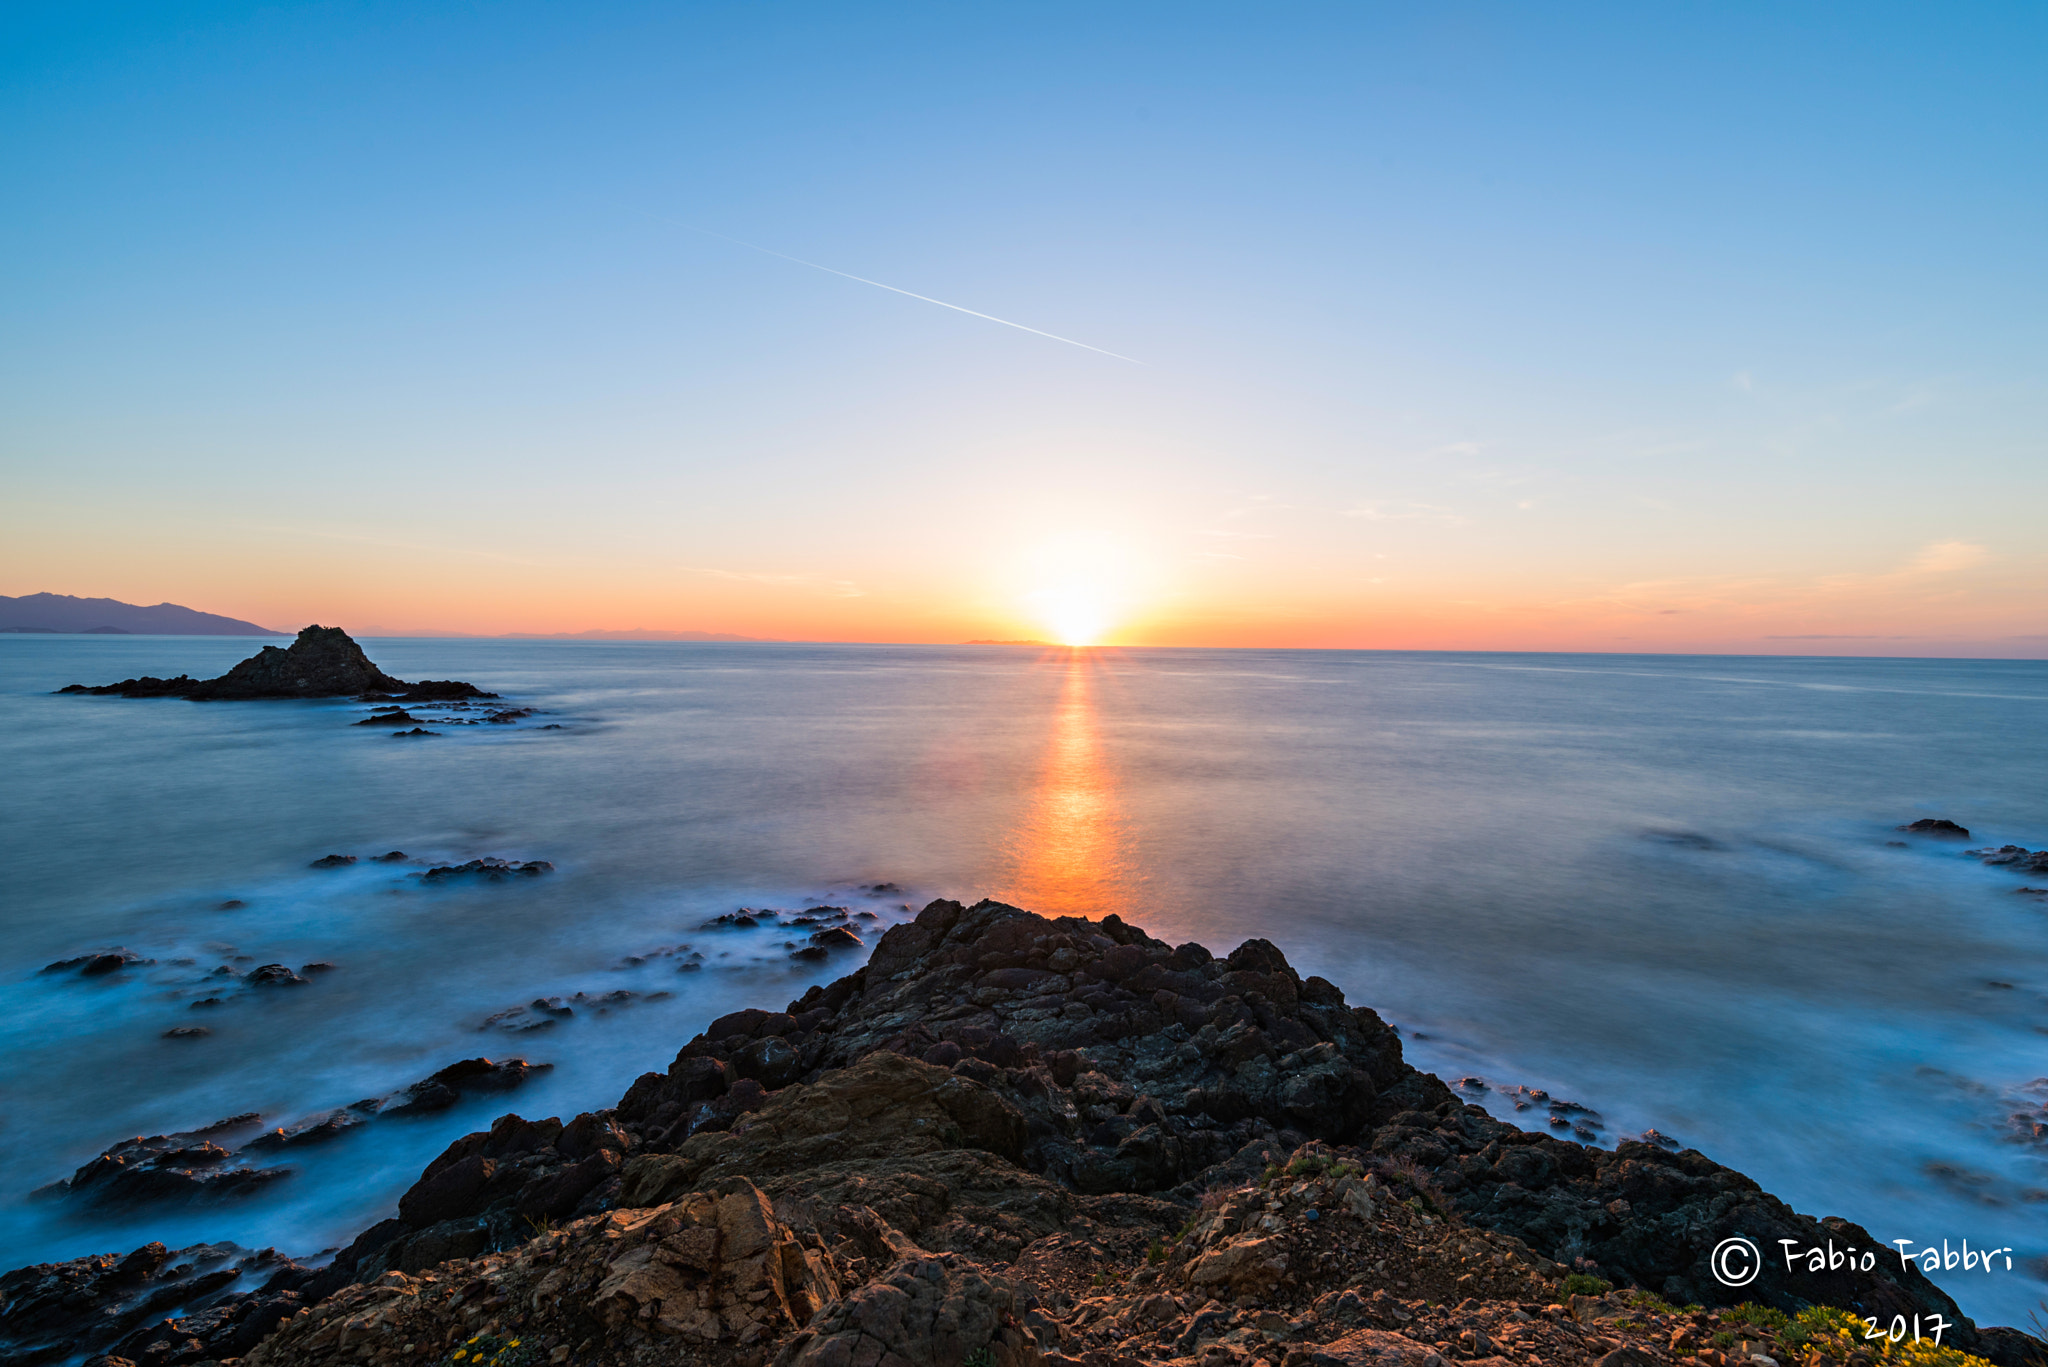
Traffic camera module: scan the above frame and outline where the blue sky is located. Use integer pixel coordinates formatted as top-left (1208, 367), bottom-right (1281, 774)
top-left (3, 2), bottom-right (2044, 648)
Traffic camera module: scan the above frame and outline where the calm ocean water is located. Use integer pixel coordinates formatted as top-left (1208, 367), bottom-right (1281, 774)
top-left (2, 637), bottom-right (2045, 1324)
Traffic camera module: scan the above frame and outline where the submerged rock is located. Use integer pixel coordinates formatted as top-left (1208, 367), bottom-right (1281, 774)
top-left (0, 1240), bottom-right (323, 1367)
top-left (419, 857), bottom-right (554, 882)
top-left (1900, 817), bottom-right (1971, 838)
top-left (242, 1111), bottom-right (365, 1152)
top-left (57, 625), bottom-right (496, 701)
top-left (379, 1057), bottom-right (553, 1116)
top-left (43, 1116), bottom-right (287, 1210)
top-left (1971, 843), bottom-right (2048, 876)
top-left (40, 949), bottom-right (153, 977)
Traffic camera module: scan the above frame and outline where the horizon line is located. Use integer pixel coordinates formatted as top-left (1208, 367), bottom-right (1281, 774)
top-left (15, 629), bottom-right (2042, 663)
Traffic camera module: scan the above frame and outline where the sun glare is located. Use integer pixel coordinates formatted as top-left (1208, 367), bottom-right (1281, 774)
top-left (1040, 586), bottom-right (1111, 647)
top-left (1007, 533), bottom-right (1151, 647)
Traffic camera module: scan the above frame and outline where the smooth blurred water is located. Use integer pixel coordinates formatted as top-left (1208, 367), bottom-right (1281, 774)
top-left (2, 637), bottom-right (2045, 1325)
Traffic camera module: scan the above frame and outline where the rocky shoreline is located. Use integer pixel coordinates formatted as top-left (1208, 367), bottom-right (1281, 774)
top-left (3, 899), bottom-right (2040, 1367)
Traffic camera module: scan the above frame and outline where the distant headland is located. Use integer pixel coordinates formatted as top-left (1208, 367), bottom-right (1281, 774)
top-left (0, 592), bottom-right (282, 636)
top-left (58, 625), bottom-right (494, 701)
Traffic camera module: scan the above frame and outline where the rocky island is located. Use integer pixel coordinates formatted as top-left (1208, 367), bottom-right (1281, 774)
top-left (3, 900), bottom-right (2039, 1367)
top-left (57, 626), bottom-right (493, 702)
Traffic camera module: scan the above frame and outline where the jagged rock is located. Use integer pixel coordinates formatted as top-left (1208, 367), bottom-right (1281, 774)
top-left (1899, 818), bottom-right (1971, 838)
top-left (241, 1111), bottom-right (363, 1152)
top-left (620, 1052), bottom-right (1027, 1209)
top-left (40, 949), bottom-right (153, 977)
top-left (774, 1252), bottom-right (1044, 1367)
top-left (44, 1116), bottom-right (287, 1210)
top-left (420, 858), bottom-right (554, 882)
top-left (0, 1241), bottom-right (317, 1367)
top-left (12, 898), bottom-right (2045, 1367)
top-left (591, 1180), bottom-right (838, 1341)
top-left (1973, 844), bottom-right (2048, 875)
top-left (57, 625), bottom-right (495, 701)
top-left (380, 1057), bottom-right (552, 1116)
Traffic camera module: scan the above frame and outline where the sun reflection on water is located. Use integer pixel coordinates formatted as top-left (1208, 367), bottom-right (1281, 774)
top-left (996, 650), bottom-right (1137, 918)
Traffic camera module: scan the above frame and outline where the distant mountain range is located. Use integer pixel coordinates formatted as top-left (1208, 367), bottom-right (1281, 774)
top-left (499, 628), bottom-right (778, 642)
top-left (354, 627), bottom-right (781, 642)
top-left (0, 593), bottom-right (283, 636)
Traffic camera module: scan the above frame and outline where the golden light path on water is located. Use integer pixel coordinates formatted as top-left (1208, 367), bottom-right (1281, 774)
top-left (995, 649), bottom-right (1141, 919)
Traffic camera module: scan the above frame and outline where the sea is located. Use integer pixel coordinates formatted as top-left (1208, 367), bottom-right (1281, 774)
top-left (2, 636), bottom-right (2045, 1327)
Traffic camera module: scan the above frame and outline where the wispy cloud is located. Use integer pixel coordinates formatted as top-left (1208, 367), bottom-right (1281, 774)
top-left (1341, 500), bottom-right (1465, 524)
top-left (1905, 540), bottom-right (1987, 575)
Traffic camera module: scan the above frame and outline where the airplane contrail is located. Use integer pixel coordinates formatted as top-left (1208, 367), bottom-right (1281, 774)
top-left (672, 222), bottom-right (1141, 364)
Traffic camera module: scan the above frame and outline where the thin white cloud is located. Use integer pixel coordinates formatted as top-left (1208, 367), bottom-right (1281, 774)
top-left (1341, 500), bottom-right (1465, 524)
top-left (1905, 540), bottom-right (1988, 575)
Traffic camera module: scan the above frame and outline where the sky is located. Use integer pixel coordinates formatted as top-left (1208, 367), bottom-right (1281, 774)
top-left (3, 2), bottom-right (2045, 652)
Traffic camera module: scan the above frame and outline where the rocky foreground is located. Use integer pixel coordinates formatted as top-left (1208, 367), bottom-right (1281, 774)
top-left (4, 900), bottom-right (2040, 1367)
top-left (58, 626), bottom-right (491, 701)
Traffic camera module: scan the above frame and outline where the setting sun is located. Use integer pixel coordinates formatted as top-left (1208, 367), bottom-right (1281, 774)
top-left (1011, 534), bottom-right (1152, 647)
top-left (1036, 585), bottom-right (1111, 646)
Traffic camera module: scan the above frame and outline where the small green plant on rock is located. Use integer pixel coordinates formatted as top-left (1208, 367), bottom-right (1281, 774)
top-left (1561, 1273), bottom-right (1612, 1296)
top-left (1287, 1154), bottom-right (1329, 1177)
top-left (964, 1348), bottom-right (995, 1367)
top-left (1725, 1303), bottom-right (1791, 1331)
top-left (1146, 1239), bottom-right (1169, 1265)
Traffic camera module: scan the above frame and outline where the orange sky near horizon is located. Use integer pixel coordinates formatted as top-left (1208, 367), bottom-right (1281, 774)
top-left (5, 507), bottom-right (2042, 656)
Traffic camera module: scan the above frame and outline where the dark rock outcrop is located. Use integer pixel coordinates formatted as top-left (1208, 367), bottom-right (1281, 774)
top-left (40, 949), bottom-right (153, 977)
top-left (11, 900), bottom-right (2041, 1367)
top-left (420, 858), bottom-right (554, 883)
top-left (1971, 844), bottom-right (2048, 877)
top-left (0, 1241), bottom-right (322, 1367)
top-left (38, 1115), bottom-right (289, 1210)
top-left (57, 626), bottom-right (495, 701)
top-left (375, 1057), bottom-right (554, 1117)
top-left (1898, 818), bottom-right (1970, 838)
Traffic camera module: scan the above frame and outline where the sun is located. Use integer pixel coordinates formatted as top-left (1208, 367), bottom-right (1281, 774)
top-left (1008, 533), bottom-right (1150, 647)
top-left (1040, 585), bottom-right (1111, 647)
